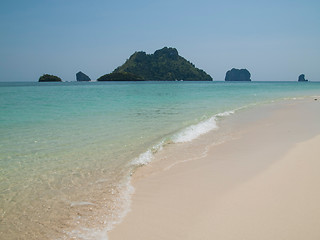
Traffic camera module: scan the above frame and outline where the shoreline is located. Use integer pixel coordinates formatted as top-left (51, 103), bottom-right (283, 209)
top-left (109, 98), bottom-right (320, 240)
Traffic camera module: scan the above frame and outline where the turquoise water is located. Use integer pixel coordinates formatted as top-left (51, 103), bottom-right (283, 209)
top-left (1, 81), bottom-right (319, 239)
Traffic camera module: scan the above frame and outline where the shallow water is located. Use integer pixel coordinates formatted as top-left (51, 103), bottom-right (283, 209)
top-left (0, 81), bottom-right (319, 239)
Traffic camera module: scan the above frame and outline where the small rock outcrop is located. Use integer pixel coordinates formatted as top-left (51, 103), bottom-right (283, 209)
top-left (76, 71), bottom-right (91, 81)
top-left (39, 74), bottom-right (62, 82)
top-left (298, 74), bottom-right (308, 82)
top-left (225, 68), bottom-right (251, 81)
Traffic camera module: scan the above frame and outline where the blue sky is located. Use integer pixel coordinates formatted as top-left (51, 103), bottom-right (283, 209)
top-left (1, 0), bottom-right (319, 81)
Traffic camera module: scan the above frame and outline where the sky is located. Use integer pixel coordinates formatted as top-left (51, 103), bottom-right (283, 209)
top-left (1, 0), bottom-right (319, 82)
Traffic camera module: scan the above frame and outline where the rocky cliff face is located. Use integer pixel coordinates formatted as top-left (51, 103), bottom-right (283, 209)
top-left (298, 74), bottom-right (308, 82)
top-left (76, 71), bottom-right (91, 81)
top-left (225, 68), bottom-right (251, 81)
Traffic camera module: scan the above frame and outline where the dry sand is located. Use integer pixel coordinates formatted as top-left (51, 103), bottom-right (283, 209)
top-left (109, 99), bottom-right (320, 240)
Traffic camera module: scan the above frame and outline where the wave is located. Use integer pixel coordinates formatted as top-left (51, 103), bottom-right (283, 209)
top-left (172, 110), bottom-right (234, 143)
top-left (131, 110), bottom-right (235, 166)
top-left (131, 140), bottom-right (165, 166)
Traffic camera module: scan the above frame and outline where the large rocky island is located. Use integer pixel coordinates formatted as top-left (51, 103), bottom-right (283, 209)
top-left (225, 68), bottom-right (251, 81)
top-left (39, 74), bottom-right (62, 82)
top-left (98, 47), bottom-right (212, 81)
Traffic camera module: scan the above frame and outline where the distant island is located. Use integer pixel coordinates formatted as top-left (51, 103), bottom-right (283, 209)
top-left (76, 71), bottom-right (91, 81)
top-left (97, 47), bottom-right (212, 81)
top-left (39, 74), bottom-right (62, 82)
top-left (38, 53), bottom-right (313, 83)
top-left (298, 74), bottom-right (308, 82)
top-left (97, 72), bottom-right (144, 81)
top-left (225, 68), bottom-right (251, 81)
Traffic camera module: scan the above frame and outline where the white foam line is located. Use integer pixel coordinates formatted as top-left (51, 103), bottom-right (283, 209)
top-left (172, 110), bottom-right (235, 144)
top-left (131, 149), bottom-right (153, 166)
top-left (172, 117), bottom-right (218, 143)
top-left (216, 110), bottom-right (235, 117)
top-left (131, 140), bottom-right (165, 166)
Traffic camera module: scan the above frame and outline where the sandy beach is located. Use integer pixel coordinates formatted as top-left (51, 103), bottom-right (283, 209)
top-left (109, 98), bottom-right (320, 240)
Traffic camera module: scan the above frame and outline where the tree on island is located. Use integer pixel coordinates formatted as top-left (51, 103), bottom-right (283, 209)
top-left (225, 68), bottom-right (251, 81)
top-left (97, 72), bottom-right (144, 81)
top-left (102, 47), bottom-right (212, 81)
top-left (38, 74), bottom-right (62, 82)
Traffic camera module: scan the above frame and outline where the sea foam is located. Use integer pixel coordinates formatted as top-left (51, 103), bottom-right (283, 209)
top-left (131, 140), bottom-right (164, 166)
top-left (131, 149), bottom-right (153, 166)
top-left (64, 176), bottom-right (134, 240)
top-left (172, 110), bottom-right (234, 143)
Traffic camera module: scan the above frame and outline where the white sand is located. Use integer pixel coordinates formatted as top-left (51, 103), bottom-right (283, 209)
top-left (109, 99), bottom-right (320, 240)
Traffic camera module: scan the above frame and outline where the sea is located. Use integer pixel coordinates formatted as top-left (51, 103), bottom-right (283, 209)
top-left (0, 81), bottom-right (319, 240)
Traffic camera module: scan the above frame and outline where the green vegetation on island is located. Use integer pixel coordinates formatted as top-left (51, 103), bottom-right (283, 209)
top-left (225, 68), bottom-right (251, 81)
top-left (38, 74), bottom-right (62, 82)
top-left (108, 47), bottom-right (212, 81)
top-left (97, 72), bottom-right (144, 81)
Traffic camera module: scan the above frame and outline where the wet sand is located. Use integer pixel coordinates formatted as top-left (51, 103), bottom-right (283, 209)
top-left (109, 99), bottom-right (320, 240)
